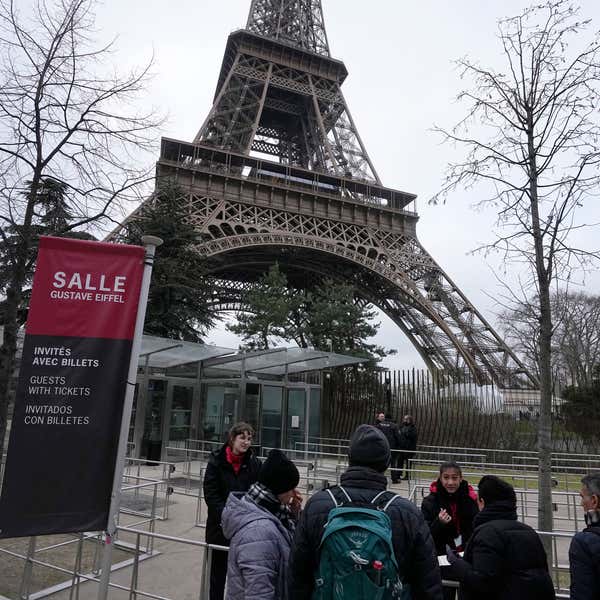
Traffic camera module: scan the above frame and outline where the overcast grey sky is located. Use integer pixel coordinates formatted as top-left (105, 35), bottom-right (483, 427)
top-left (95, 1), bottom-right (600, 368)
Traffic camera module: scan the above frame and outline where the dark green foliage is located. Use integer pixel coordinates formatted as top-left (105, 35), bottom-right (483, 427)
top-left (227, 263), bottom-right (302, 350)
top-left (298, 279), bottom-right (391, 363)
top-left (561, 367), bottom-right (600, 443)
top-left (228, 263), bottom-right (393, 362)
top-left (124, 182), bottom-right (215, 342)
top-left (0, 178), bottom-right (94, 325)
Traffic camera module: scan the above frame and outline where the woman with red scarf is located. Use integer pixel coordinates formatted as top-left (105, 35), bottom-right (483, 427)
top-left (203, 422), bottom-right (261, 600)
top-left (421, 461), bottom-right (478, 600)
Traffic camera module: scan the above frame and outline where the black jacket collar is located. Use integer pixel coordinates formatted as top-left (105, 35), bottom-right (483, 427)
top-left (340, 465), bottom-right (388, 490)
top-left (473, 500), bottom-right (517, 528)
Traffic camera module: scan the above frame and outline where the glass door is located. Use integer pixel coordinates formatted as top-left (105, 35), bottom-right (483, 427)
top-left (202, 384), bottom-right (239, 444)
top-left (142, 379), bottom-right (167, 463)
top-left (261, 386), bottom-right (283, 450)
top-left (167, 384), bottom-right (195, 450)
top-left (286, 388), bottom-right (306, 457)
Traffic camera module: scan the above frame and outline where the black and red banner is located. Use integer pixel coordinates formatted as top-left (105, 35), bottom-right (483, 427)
top-left (0, 236), bottom-right (144, 538)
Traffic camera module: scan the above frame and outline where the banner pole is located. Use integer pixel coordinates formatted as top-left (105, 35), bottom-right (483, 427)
top-left (96, 236), bottom-right (162, 600)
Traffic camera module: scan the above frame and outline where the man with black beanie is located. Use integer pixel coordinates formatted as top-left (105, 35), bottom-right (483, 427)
top-left (288, 424), bottom-right (443, 600)
top-left (446, 475), bottom-right (555, 600)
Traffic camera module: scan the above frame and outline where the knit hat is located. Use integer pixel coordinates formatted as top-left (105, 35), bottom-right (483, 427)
top-left (258, 449), bottom-right (300, 495)
top-left (348, 424), bottom-right (391, 472)
top-left (477, 475), bottom-right (516, 507)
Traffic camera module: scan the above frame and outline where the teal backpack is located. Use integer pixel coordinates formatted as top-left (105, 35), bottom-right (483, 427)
top-left (312, 486), bottom-right (410, 600)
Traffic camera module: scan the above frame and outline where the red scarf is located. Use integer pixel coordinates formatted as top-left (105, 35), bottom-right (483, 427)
top-left (226, 446), bottom-right (244, 475)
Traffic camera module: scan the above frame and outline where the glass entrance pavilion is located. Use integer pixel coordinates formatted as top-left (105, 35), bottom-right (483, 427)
top-left (130, 335), bottom-right (362, 461)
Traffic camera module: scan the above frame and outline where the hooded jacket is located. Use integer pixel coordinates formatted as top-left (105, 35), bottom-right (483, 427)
top-left (222, 492), bottom-right (293, 600)
top-left (203, 443), bottom-right (261, 545)
top-left (288, 465), bottom-right (443, 600)
top-left (451, 500), bottom-right (555, 600)
top-left (421, 479), bottom-right (479, 555)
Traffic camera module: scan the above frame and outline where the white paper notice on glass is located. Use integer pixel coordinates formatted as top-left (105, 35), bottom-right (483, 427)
top-left (291, 415), bottom-right (300, 428)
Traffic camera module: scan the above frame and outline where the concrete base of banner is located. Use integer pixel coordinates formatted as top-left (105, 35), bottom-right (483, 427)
top-left (27, 546), bottom-right (158, 600)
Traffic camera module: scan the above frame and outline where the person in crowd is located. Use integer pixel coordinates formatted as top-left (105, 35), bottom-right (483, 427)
top-left (288, 424), bottom-right (443, 600)
top-left (203, 422), bottom-right (261, 600)
top-left (446, 475), bottom-right (555, 600)
top-left (222, 449), bottom-right (302, 600)
top-left (421, 462), bottom-right (478, 600)
top-left (375, 411), bottom-right (402, 483)
top-left (569, 472), bottom-right (600, 600)
top-left (397, 415), bottom-right (417, 480)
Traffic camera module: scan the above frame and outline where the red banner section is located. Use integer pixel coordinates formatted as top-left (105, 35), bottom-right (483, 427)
top-left (27, 237), bottom-right (144, 339)
top-left (0, 237), bottom-right (144, 538)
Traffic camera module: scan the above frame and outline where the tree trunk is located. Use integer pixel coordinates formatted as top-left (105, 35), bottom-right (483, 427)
top-left (527, 114), bottom-right (554, 556)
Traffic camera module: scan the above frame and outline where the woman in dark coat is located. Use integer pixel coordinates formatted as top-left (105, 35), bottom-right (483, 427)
top-left (421, 462), bottom-right (478, 600)
top-left (203, 422), bottom-right (261, 600)
top-left (447, 475), bottom-right (555, 600)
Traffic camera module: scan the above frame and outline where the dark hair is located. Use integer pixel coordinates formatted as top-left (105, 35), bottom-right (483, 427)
top-left (228, 422), bottom-right (254, 447)
top-left (403, 415), bottom-right (413, 423)
top-left (477, 475), bottom-right (516, 506)
top-left (439, 461), bottom-right (462, 477)
top-left (582, 473), bottom-right (600, 497)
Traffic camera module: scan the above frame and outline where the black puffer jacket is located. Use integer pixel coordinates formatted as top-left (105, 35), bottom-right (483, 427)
top-left (421, 479), bottom-right (479, 555)
top-left (398, 423), bottom-right (417, 451)
top-left (452, 501), bottom-right (555, 600)
top-left (288, 466), bottom-right (443, 600)
top-left (375, 419), bottom-right (400, 449)
top-left (569, 524), bottom-right (600, 600)
top-left (202, 444), bottom-right (261, 545)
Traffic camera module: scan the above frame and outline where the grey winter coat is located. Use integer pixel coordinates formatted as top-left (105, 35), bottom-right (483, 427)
top-left (221, 492), bottom-right (293, 600)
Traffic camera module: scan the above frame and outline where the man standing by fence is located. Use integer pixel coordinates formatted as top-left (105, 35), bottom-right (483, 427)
top-left (375, 412), bottom-right (402, 483)
top-left (397, 415), bottom-right (418, 480)
top-left (569, 473), bottom-right (600, 600)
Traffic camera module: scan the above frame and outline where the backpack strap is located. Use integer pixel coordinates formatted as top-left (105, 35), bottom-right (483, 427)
top-left (326, 485), bottom-right (353, 508)
top-left (371, 490), bottom-right (401, 512)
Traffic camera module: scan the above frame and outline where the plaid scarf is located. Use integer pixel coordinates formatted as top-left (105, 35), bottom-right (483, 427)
top-left (246, 482), bottom-right (296, 534)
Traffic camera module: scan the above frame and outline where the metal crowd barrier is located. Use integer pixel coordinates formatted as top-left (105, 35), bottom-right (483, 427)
top-left (22, 525), bottom-right (572, 600)
top-left (1, 475), bottom-right (164, 600)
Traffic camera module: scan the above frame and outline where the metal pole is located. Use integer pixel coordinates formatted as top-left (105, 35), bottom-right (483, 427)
top-left (96, 236), bottom-right (163, 600)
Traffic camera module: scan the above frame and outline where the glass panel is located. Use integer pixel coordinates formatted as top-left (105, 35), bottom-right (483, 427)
top-left (169, 385), bottom-right (194, 447)
top-left (142, 379), bottom-right (166, 461)
top-left (127, 384), bottom-right (139, 456)
top-left (286, 388), bottom-right (306, 456)
top-left (202, 384), bottom-right (239, 443)
top-left (309, 388), bottom-right (321, 442)
top-left (261, 386), bottom-right (283, 450)
top-left (245, 383), bottom-right (261, 441)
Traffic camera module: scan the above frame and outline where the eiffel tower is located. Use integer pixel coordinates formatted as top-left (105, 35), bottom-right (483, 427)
top-left (112, 0), bottom-right (534, 388)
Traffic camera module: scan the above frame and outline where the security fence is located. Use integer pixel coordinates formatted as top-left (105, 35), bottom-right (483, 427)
top-left (323, 368), bottom-right (600, 455)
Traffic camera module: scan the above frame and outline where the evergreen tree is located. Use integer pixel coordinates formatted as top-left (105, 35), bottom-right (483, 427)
top-left (227, 263), bottom-right (304, 350)
top-left (0, 178), bottom-right (94, 325)
top-left (229, 265), bottom-right (393, 362)
top-left (124, 182), bottom-right (215, 342)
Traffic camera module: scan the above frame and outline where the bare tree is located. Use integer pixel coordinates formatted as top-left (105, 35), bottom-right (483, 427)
top-left (432, 0), bottom-right (600, 538)
top-left (501, 291), bottom-right (600, 386)
top-left (0, 0), bottom-right (162, 459)
top-left (554, 291), bottom-right (600, 385)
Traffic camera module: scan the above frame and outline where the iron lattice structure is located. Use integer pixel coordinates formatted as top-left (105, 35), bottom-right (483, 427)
top-left (110, 1), bottom-right (535, 388)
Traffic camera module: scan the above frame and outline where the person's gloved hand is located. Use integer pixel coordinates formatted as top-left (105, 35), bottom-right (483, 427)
top-left (445, 544), bottom-right (468, 579)
top-left (445, 544), bottom-right (459, 565)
